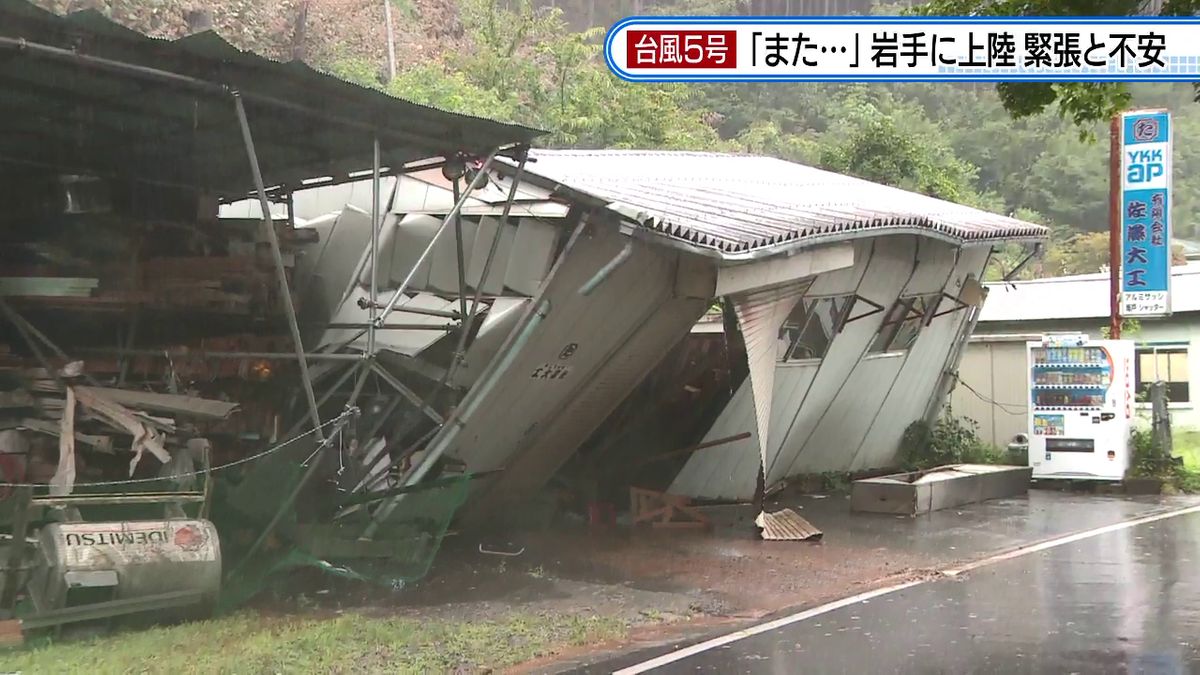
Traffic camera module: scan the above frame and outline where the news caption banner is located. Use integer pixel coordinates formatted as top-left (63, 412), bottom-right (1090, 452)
top-left (1120, 109), bottom-right (1172, 318)
top-left (604, 17), bottom-right (1200, 82)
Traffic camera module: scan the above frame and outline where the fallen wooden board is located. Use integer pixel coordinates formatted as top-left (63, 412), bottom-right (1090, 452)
top-left (756, 508), bottom-right (822, 541)
top-left (75, 387), bottom-right (238, 420)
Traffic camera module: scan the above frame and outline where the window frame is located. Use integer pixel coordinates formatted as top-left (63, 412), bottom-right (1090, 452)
top-left (868, 294), bottom-right (936, 355)
top-left (777, 294), bottom-right (855, 363)
top-left (1134, 344), bottom-right (1190, 404)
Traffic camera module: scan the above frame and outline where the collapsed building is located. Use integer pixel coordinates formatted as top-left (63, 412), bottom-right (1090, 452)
top-left (276, 149), bottom-right (1047, 521)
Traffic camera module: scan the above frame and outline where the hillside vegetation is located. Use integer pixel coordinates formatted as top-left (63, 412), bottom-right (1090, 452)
top-left (35, 0), bottom-right (1200, 278)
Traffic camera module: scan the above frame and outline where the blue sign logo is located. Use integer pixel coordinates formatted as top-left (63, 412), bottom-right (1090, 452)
top-left (1120, 110), bottom-right (1171, 317)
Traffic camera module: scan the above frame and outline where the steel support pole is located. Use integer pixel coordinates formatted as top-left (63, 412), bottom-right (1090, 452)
top-left (375, 150), bottom-right (498, 326)
top-left (81, 347), bottom-right (363, 361)
top-left (441, 149), bottom-right (531, 388)
top-left (362, 299), bottom-right (551, 539)
top-left (233, 93), bottom-right (324, 443)
top-left (1109, 114), bottom-right (1123, 339)
top-left (368, 136), bottom-right (381, 359)
top-left (452, 177), bottom-right (470, 325)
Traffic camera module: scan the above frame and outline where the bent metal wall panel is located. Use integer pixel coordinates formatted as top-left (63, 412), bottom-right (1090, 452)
top-left (670, 235), bottom-right (991, 501)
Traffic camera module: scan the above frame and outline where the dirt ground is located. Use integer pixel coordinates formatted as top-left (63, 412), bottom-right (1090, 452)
top-left (251, 493), bottom-right (951, 673)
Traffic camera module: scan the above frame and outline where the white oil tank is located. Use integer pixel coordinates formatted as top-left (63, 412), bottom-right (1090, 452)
top-left (27, 519), bottom-right (221, 614)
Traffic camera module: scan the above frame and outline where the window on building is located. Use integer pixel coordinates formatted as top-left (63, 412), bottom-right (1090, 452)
top-left (778, 296), bottom-right (853, 362)
top-left (1136, 346), bottom-right (1190, 403)
top-left (869, 295), bottom-right (935, 354)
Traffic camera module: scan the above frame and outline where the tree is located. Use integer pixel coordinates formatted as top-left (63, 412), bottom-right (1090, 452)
top-left (914, 0), bottom-right (1199, 130)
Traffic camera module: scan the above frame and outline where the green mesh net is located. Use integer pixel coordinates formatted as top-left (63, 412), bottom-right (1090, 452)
top-left (217, 473), bottom-right (471, 611)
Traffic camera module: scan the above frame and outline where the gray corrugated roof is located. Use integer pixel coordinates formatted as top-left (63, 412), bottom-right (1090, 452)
top-left (522, 150), bottom-right (1047, 255)
top-left (980, 262), bottom-right (1200, 322)
top-left (0, 0), bottom-right (541, 195)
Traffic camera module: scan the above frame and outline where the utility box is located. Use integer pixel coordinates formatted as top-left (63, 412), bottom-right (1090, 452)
top-left (850, 464), bottom-right (1032, 516)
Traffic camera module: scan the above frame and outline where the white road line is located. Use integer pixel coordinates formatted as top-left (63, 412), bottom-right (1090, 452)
top-left (613, 502), bottom-right (1200, 675)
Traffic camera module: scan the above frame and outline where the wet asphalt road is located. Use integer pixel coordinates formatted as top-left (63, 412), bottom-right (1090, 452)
top-left (607, 509), bottom-right (1200, 674)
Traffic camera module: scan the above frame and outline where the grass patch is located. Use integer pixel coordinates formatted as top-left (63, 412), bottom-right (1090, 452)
top-left (2, 610), bottom-right (627, 673)
top-left (1129, 428), bottom-right (1200, 494)
top-left (1173, 429), bottom-right (1200, 470)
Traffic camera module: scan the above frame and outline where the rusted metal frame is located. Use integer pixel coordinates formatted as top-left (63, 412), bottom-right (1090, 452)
top-left (1001, 243), bottom-right (1041, 282)
top-left (233, 93), bottom-right (324, 443)
top-left (0, 298), bottom-right (100, 387)
top-left (375, 150), bottom-right (500, 326)
top-left (839, 293), bottom-right (885, 325)
top-left (0, 301), bottom-right (62, 390)
top-left (926, 293), bottom-right (970, 324)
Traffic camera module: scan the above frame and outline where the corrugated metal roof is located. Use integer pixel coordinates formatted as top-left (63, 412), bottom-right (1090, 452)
top-left (755, 508), bottom-right (823, 541)
top-left (0, 0), bottom-right (541, 195)
top-left (980, 262), bottom-right (1200, 323)
top-left (521, 150), bottom-right (1047, 256)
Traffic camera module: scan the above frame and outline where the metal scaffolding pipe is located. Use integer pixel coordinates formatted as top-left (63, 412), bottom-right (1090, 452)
top-left (369, 363), bottom-right (444, 425)
top-left (368, 136), bottom-right (381, 359)
top-left (362, 298), bottom-right (551, 538)
top-left (375, 150), bottom-right (499, 326)
top-left (441, 149), bottom-right (530, 388)
top-left (356, 297), bottom-right (459, 319)
top-left (234, 93), bottom-right (324, 442)
top-left (579, 242), bottom-right (634, 296)
top-left (80, 347), bottom-right (362, 361)
top-left (451, 176), bottom-right (470, 328)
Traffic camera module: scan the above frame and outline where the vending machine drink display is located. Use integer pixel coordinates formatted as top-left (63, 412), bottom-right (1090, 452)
top-left (1027, 335), bottom-right (1135, 480)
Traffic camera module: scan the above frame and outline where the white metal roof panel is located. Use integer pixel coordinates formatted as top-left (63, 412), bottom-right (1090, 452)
top-left (521, 150), bottom-right (1047, 256)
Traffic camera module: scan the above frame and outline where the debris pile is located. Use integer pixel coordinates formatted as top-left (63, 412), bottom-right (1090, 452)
top-left (0, 175), bottom-right (319, 496)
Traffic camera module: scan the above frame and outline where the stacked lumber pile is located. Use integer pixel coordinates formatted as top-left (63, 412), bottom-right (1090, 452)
top-left (0, 364), bottom-right (240, 492)
top-left (0, 216), bottom-right (314, 317)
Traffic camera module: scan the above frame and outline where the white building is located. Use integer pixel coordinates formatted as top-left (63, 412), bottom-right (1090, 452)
top-left (952, 263), bottom-right (1200, 448)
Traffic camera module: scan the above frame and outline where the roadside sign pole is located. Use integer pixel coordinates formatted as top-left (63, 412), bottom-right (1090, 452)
top-left (1109, 114), bottom-right (1122, 339)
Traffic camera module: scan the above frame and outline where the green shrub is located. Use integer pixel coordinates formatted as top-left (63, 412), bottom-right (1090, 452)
top-left (899, 410), bottom-right (1004, 470)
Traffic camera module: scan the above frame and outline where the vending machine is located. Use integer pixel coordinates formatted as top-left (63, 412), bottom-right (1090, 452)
top-left (1027, 334), bottom-right (1136, 480)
